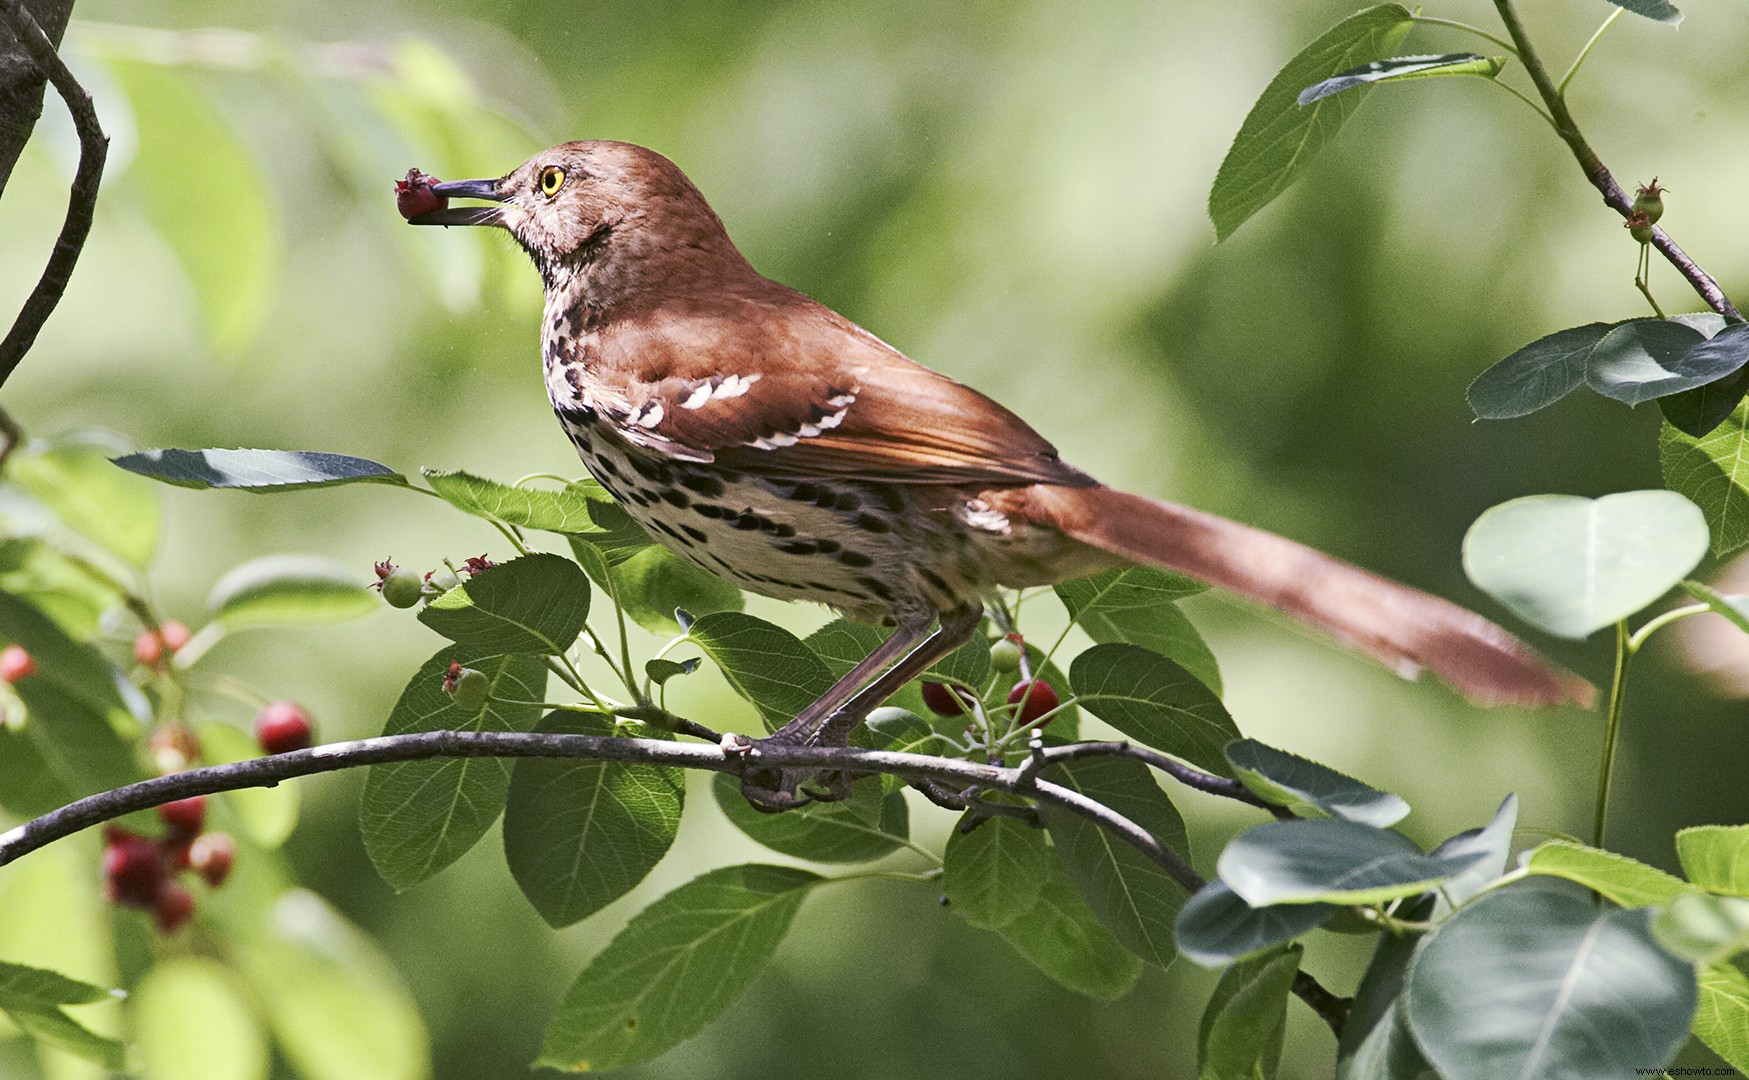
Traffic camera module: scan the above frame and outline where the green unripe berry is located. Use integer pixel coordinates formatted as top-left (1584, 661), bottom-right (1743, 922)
top-left (1633, 179), bottom-right (1666, 225)
top-left (425, 569), bottom-right (461, 596)
top-left (380, 567), bottom-right (424, 608)
top-left (450, 668), bottom-right (490, 710)
top-left (1626, 212), bottom-right (1654, 245)
top-left (989, 637), bottom-right (1024, 673)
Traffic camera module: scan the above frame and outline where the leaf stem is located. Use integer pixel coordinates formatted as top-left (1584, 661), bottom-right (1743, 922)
top-left (1628, 602), bottom-right (1709, 652)
top-left (1410, 14), bottom-right (1519, 56)
top-left (1556, 7), bottom-right (1622, 99)
top-left (1592, 620), bottom-right (1631, 849)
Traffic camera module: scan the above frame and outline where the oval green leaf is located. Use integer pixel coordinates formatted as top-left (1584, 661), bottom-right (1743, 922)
top-left (1225, 738), bottom-right (1409, 826)
top-left (686, 612), bottom-right (834, 730)
top-left (1056, 566), bottom-right (1220, 694)
top-left (1521, 840), bottom-right (1692, 908)
top-left (1069, 642), bottom-right (1240, 774)
top-left (207, 554), bottom-right (377, 628)
top-left (993, 864), bottom-right (1144, 1000)
top-left (417, 552), bottom-right (588, 654)
top-left (114, 448), bottom-right (406, 491)
top-left (1218, 819), bottom-right (1486, 906)
top-left (943, 813), bottom-right (1052, 931)
top-left (1468, 322), bottom-right (1613, 420)
top-left (1585, 319), bottom-right (1716, 404)
top-left (133, 956), bottom-right (269, 1080)
top-left (1607, 0), bottom-right (1682, 24)
top-left (1664, 401), bottom-right (1749, 556)
top-left (608, 544), bottom-right (743, 635)
top-left (1696, 962), bottom-right (1749, 1071)
top-left (1430, 793), bottom-right (1518, 916)
top-left (12, 443), bottom-right (160, 567)
top-left (1197, 944), bottom-right (1300, 1080)
top-left (1298, 53), bottom-right (1506, 105)
top-left (1678, 825), bottom-right (1749, 896)
top-left (1651, 892), bottom-right (1749, 964)
top-left (1175, 879), bottom-right (1337, 968)
top-left (1463, 490), bottom-right (1709, 638)
top-left (422, 469), bottom-right (605, 533)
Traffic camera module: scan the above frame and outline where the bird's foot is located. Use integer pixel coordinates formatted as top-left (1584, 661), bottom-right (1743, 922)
top-left (736, 712), bottom-right (856, 813)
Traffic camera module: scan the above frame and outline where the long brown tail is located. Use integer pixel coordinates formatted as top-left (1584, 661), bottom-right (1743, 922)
top-left (1014, 484), bottom-right (1595, 708)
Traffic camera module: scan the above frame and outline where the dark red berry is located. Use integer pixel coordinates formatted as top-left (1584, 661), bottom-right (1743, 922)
top-left (158, 796), bottom-right (206, 842)
top-left (921, 681), bottom-right (973, 717)
top-left (103, 827), bottom-right (168, 908)
top-left (1007, 680), bottom-right (1061, 728)
top-left (254, 700), bottom-right (314, 755)
top-left (395, 168), bottom-right (447, 220)
top-left (187, 833), bottom-right (236, 888)
top-left (153, 880), bottom-right (195, 933)
top-left (149, 724), bottom-right (201, 774)
top-left (0, 644), bottom-right (34, 683)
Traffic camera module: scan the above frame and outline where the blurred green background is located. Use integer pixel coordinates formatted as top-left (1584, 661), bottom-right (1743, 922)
top-left (2, 0), bottom-right (1747, 1076)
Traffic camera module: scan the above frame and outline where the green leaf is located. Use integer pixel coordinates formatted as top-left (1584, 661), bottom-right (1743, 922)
top-left (0, 674), bottom-right (143, 816)
top-left (1196, 944), bottom-right (1300, 1080)
top-left (1040, 755), bottom-right (1191, 967)
top-left (207, 554), bottom-right (376, 628)
top-left (132, 956), bottom-right (269, 1080)
top-left (1219, 819), bottom-right (1486, 906)
top-left (504, 713), bottom-right (684, 928)
top-left (1586, 319), bottom-right (1719, 405)
top-left (235, 890), bottom-right (429, 1080)
top-left (1695, 962), bottom-right (1749, 1072)
top-left (0, 590), bottom-right (131, 724)
top-left (0, 961), bottom-right (110, 1007)
top-left (422, 469), bottom-right (606, 533)
top-left (1679, 825), bottom-right (1749, 895)
top-left (359, 648), bottom-right (547, 890)
top-left (109, 60), bottom-right (278, 353)
top-left (608, 544), bottom-right (743, 634)
top-left (2, 1000), bottom-right (127, 1070)
top-left (1652, 325), bottom-right (1749, 437)
top-left (11, 443), bottom-right (160, 567)
top-left (1056, 567), bottom-right (1220, 693)
top-left (712, 773), bottom-right (908, 863)
top-left (994, 863), bottom-right (1144, 1000)
top-left (538, 864), bottom-right (821, 1073)
top-left (566, 500), bottom-right (657, 583)
top-left (1681, 580), bottom-right (1749, 635)
top-left (864, 707), bottom-right (946, 793)
top-left (1463, 490), bottom-right (1709, 638)
top-left (1207, 4), bottom-right (1413, 240)
top-left (943, 813), bottom-right (1052, 931)
top-left (1336, 896), bottom-right (1436, 1080)
top-left (0, 537), bottom-right (118, 637)
top-left (1652, 892), bottom-right (1749, 963)
top-left (645, 657), bottom-right (699, 686)
top-left (1468, 322), bottom-right (1613, 419)
top-left (1175, 879), bottom-right (1336, 968)
top-left (1664, 402), bottom-right (1749, 556)
top-left (114, 448), bottom-right (407, 491)
top-left (1430, 794), bottom-right (1518, 916)
top-left (686, 612), bottom-right (834, 730)
top-left (1070, 643), bottom-right (1241, 774)
top-left (198, 721), bottom-right (299, 847)
top-left (1606, 0), bottom-right (1682, 25)
top-left (1225, 739), bottom-right (1409, 827)
top-left (1522, 840), bottom-right (1693, 908)
top-left (1404, 885), bottom-right (1695, 1080)
top-left (1298, 53), bottom-right (1506, 105)
top-left (417, 552), bottom-right (589, 654)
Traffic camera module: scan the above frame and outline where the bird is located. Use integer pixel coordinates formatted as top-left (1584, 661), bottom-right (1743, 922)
top-left (407, 140), bottom-right (1593, 807)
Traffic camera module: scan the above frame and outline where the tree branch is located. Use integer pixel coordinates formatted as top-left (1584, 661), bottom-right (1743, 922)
top-left (0, 728), bottom-right (1348, 1035)
top-left (1490, 0), bottom-right (1740, 321)
top-left (0, 0), bottom-right (72, 194)
top-left (0, 0), bottom-right (107, 389)
top-left (1037, 741), bottom-right (1292, 818)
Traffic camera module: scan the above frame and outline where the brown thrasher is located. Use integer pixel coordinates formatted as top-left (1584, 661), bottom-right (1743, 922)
top-left (410, 141), bottom-right (1592, 807)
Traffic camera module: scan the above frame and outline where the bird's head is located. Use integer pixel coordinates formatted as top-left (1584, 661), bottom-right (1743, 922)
top-left (410, 140), bottom-right (746, 303)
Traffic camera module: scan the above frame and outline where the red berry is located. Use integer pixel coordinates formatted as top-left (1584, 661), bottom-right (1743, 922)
top-left (921, 681), bottom-right (973, 717)
top-left (133, 629), bottom-right (163, 667)
top-left (1007, 680), bottom-right (1061, 728)
top-left (187, 833), bottom-right (236, 888)
top-left (254, 700), bottom-right (314, 755)
top-left (153, 879), bottom-right (195, 933)
top-left (158, 796), bottom-right (206, 842)
top-left (160, 620), bottom-right (192, 652)
top-left (149, 724), bottom-right (201, 774)
top-left (103, 828), bottom-right (168, 908)
top-left (0, 644), bottom-right (34, 683)
top-left (395, 168), bottom-right (447, 219)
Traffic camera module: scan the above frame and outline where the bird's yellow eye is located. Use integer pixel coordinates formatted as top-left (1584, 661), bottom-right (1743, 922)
top-left (539, 166), bottom-right (567, 198)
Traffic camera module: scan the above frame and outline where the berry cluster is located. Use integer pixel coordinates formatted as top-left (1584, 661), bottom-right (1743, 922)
top-left (132, 620), bottom-right (191, 668)
top-left (101, 800), bottom-right (233, 933)
top-left (373, 555), bottom-right (493, 609)
top-left (920, 634), bottom-right (1062, 731)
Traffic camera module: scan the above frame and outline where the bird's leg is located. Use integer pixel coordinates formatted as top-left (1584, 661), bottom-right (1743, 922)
top-left (741, 606), bottom-right (983, 811)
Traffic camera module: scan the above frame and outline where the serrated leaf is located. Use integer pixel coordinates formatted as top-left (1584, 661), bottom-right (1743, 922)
top-left (1695, 962), bottom-right (1749, 1071)
top-left (608, 544), bottom-right (743, 635)
top-left (1652, 892), bottom-right (1749, 964)
top-left (132, 956), bottom-right (269, 1080)
top-left (712, 773), bottom-right (907, 863)
top-left (1468, 322), bottom-right (1614, 419)
top-left (943, 813), bottom-right (1052, 930)
top-left (417, 552), bottom-right (588, 654)
top-left (1463, 490), bottom-right (1709, 638)
top-left (11, 443), bottom-right (160, 567)
top-left (1056, 566), bottom-right (1220, 694)
top-left (359, 648), bottom-right (547, 890)
top-left (1070, 643), bottom-right (1240, 774)
top-left (537, 864), bottom-right (821, 1073)
top-left (1404, 885), bottom-right (1695, 1080)
top-left (504, 713), bottom-right (684, 928)
top-left (422, 469), bottom-right (606, 533)
top-left (1197, 944), bottom-right (1300, 1080)
top-left (1219, 819), bottom-right (1486, 906)
top-left (994, 863), bottom-right (1144, 1000)
top-left (207, 554), bottom-right (376, 628)
top-left (1606, 0), bottom-right (1682, 24)
top-left (1040, 755), bottom-right (1190, 967)
top-left (1208, 4), bottom-right (1414, 240)
top-left (686, 612), bottom-right (834, 730)
top-left (1521, 839), bottom-right (1693, 908)
top-left (1586, 319), bottom-right (1719, 405)
top-left (1175, 879), bottom-right (1337, 968)
top-left (114, 448), bottom-right (407, 491)
top-left (1663, 403), bottom-right (1749, 556)
top-left (1678, 825), bottom-right (1749, 896)
top-left (1299, 52), bottom-right (1506, 105)
top-left (1225, 739), bottom-right (1409, 826)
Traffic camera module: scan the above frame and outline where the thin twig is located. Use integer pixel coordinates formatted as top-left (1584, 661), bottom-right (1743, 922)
top-left (1038, 741), bottom-right (1291, 817)
top-left (1489, 0), bottom-right (1741, 321)
top-left (0, 0), bottom-right (108, 387)
top-left (0, 729), bottom-right (1348, 1035)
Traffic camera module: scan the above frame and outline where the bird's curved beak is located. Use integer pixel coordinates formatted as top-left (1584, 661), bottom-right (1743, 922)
top-left (408, 178), bottom-right (507, 227)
